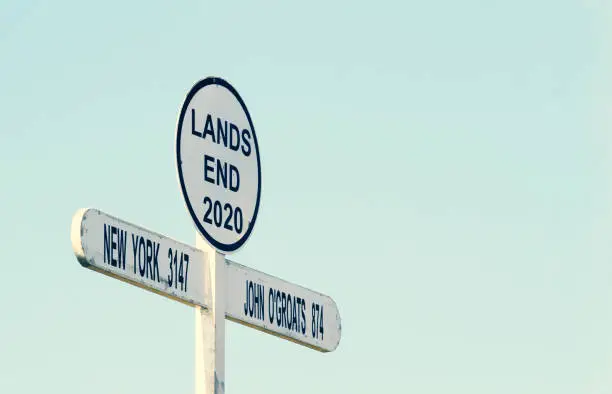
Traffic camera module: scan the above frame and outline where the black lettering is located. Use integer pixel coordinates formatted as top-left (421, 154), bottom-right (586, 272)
top-left (241, 129), bottom-right (252, 157)
top-left (276, 290), bottom-right (282, 326)
top-left (203, 114), bottom-right (215, 142)
top-left (110, 226), bottom-right (118, 267)
top-left (268, 288), bottom-right (275, 323)
top-left (234, 207), bottom-right (243, 234)
top-left (248, 281), bottom-right (254, 317)
top-left (204, 155), bottom-right (215, 184)
top-left (312, 303), bottom-right (316, 338)
top-left (229, 123), bottom-right (240, 151)
top-left (118, 229), bottom-right (127, 270)
top-left (254, 283), bottom-right (261, 319)
top-left (104, 224), bottom-right (111, 264)
top-left (213, 201), bottom-right (222, 227)
top-left (258, 284), bottom-right (265, 320)
top-left (300, 301), bottom-right (306, 335)
top-left (146, 239), bottom-right (153, 279)
top-left (152, 242), bottom-right (160, 282)
top-left (281, 292), bottom-right (287, 328)
top-left (216, 159), bottom-right (227, 188)
top-left (138, 237), bottom-right (146, 276)
top-left (223, 204), bottom-right (233, 231)
top-left (184, 253), bottom-right (190, 291)
top-left (295, 297), bottom-right (301, 330)
top-left (217, 118), bottom-right (228, 147)
top-left (291, 297), bottom-right (297, 331)
top-left (167, 248), bottom-right (174, 288)
top-left (191, 109), bottom-right (202, 137)
top-left (131, 234), bottom-right (139, 274)
top-left (287, 295), bottom-right (293, 330)
top-left (253, 283), bottom-right (259, 319)
top-left (203, 196), bottom-right (213, 224)
top-left (320, 305), bottom-right (324, 340)
top-left (229, 165), bottom-right (239, 192)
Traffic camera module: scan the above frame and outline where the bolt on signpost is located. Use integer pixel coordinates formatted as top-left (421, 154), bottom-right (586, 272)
top-left (70, 77), bottom-right (341, 394)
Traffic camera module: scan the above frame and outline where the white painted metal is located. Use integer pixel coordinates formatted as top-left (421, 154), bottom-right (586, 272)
top-left (70, 76), bottom-right (341, 394)
top-left (225, 260), bottom-right (342, 353)
top-left (195, 237), bottom-right (226, 394)
top-left (71, 207), bottom-right (342, 354)
top-left (71, 208), bottom-right (209, 308)
top-left (195, 236), bottom-right (225, 394)
top-left (176, 77), bottom-right (261, 254)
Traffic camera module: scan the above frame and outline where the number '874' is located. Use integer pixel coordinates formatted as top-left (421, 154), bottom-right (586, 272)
top-left (202, 197), bottom-right (244, 234)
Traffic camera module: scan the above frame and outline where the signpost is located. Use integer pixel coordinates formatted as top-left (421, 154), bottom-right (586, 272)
top-left (176, 77), bottom-right (261, 253)
top-left (70, 77), bottom-right (341, 394)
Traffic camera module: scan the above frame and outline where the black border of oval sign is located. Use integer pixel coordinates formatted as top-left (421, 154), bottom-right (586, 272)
top-left (176, 77), bottom-right (262, 253)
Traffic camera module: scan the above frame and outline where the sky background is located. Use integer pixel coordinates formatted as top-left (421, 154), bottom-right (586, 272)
top-left (1, 1), bottom-right (612, 393)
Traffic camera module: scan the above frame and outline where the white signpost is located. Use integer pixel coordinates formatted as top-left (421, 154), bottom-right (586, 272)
top-left (70, 77), bottom-right (341, 394)
top-left (176, 77), bottom-right (261, 253)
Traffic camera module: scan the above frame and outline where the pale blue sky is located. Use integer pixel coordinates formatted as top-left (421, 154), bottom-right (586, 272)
top-left (2, 1), bottom-right (612, 393)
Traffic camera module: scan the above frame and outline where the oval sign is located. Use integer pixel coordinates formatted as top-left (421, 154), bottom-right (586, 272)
top-left (176, 77), bottom-right (262, 253)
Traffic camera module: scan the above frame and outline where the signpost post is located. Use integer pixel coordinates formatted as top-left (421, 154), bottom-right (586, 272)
top-left (70, 76), bottom-right (341, 394)
top-left (195, 239), bottom-right (226, 394)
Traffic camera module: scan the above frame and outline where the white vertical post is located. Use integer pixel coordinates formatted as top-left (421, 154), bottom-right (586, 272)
top-left (195, 235), bottom-right (225, 394)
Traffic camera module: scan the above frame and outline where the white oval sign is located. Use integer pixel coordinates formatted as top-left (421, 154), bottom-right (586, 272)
top-left (176, 77), bottom-right (261, 253)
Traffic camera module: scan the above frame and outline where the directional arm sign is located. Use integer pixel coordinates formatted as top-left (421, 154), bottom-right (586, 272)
top-left (71, 208), bottom-right (341, 352)
top-left (225, 260), bottom-right (341, 352)
top-left (71, 208), bottom-right (209, 308)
